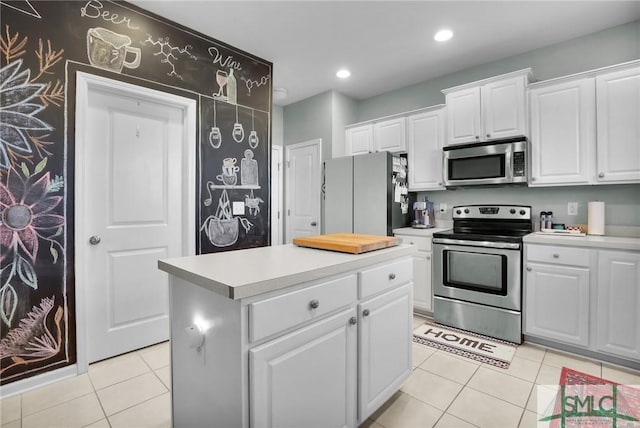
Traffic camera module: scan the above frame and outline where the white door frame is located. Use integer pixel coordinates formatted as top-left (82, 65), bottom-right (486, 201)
top-left (74, 72), bottom-right (196, 373)
top-left (285, 139), bottom-right (322, 243)
top-left (271, 145), bottom-right (283, 245)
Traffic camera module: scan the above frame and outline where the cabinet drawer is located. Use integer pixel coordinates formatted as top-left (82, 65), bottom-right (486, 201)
top-left (526, 244), bottom-right (590, 267)
top-left (249, 274), bottom-right (357, 342)
top-left (395, 235), bottom-right (431, 251)
top-left (359, 258), bottom-right (412, 299)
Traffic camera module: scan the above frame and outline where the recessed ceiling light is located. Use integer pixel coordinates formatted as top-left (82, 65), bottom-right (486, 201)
top-left (434, 29), bottom-right (453, 42)
top-left (336, 69), bottom-right (351, 79)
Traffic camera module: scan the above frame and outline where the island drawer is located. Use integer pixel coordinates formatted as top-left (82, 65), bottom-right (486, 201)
top-left (395, 235), bottom-right (431, 251)
top-left (249, 274), bottom-right (357, 342)
top-left (526, 244), bottom-right (590, 267)
top-left (359, 258), bottom-right (412, 299)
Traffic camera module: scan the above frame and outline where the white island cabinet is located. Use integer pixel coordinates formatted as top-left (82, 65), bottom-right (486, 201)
top-left (158, 244), bottom-right (415, 428)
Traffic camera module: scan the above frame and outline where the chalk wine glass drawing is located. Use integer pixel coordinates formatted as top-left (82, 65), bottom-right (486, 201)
top-left (215, 69), bottom-right (228, 101)
top-left (86, 27), bottom-right (141, 73)
top-left (208, 100), bottom-right (222, 149)
top-left (201, 190), bottom-right (252, 247)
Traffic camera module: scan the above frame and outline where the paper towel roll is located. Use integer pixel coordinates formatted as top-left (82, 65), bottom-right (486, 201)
top-left (588, 201), bottom-right (605, 235)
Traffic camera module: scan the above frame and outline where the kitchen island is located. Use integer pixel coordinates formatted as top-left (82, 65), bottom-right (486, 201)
top-left (158, 243), bottom-right (416, 428)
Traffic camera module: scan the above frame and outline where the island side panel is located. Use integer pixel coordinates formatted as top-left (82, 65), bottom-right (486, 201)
top-left (169, 276), bottom-right (246, 428)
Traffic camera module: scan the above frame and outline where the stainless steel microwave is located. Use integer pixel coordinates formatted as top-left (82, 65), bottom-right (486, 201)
top-left (443, 138), bottom-right (527, 187)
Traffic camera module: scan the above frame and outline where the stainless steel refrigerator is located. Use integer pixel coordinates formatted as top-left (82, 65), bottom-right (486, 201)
top-left (323, 151), bottom-right (412, 236)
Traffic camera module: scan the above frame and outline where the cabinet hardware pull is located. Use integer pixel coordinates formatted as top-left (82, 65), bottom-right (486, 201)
top-left (598, 173), bottom-right (605, 178)
top-left (349, 317), bottom-right (357, 325)
top-left (363, 309), bottom-right (370, 317)
top-left (309, 299), bottom-right (319, 309)
top-left (526, 267), bottom-right (532, 271)
top-left (486, 133), bottom-right (491, 138)
top-left (426, 256), bottom-right (431, 260)
top-left (553, 254), bottom-right (559, 258)
top-left (388, 273), bottom-right (396, 280)
top-left (89, 235), bottom-right (101, 245)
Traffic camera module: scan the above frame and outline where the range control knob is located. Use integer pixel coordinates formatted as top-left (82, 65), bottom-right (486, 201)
top-left (510, 209), bottom-right (516, 214)
top-left (464, 209), bottom-right (470, 214)
top-left (519, 210), bottom-right (526, 216)
top-left (456, 209), bottom-right (462, 215)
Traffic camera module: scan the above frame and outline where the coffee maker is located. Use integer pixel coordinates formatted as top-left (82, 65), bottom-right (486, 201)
top-left (412, 198), bottom-right (436, 228)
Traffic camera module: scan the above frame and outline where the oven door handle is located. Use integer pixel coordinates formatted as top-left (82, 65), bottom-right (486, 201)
top-left (432, 237), bottom-right (521, 250)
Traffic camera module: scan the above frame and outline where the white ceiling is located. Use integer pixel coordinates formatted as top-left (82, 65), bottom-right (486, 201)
top-left (130, 1), bottom-right (640, 106)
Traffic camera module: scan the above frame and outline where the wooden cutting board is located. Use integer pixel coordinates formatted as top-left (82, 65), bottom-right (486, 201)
top-left (292, 233), bottom-right (398, 254)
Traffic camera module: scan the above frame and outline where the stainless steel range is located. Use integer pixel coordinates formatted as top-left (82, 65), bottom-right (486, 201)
top-left (432, 204), bottom-right (532, 344)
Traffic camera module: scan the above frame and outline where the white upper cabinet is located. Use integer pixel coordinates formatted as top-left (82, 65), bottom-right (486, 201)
top-left (529, 78), bottom-right (596, 186)
top-left (528, 60), bottom-right (640, 186)
top-left (596, 65), bottom-right (640, 183)
top-left (374, 117), bottom-right (407, 153)
top-left (443, 69), bottom-right (532, 145)
top-left (345, 124), bottom-right (374, 156)
top-left (406, 106), bottom-right (445, 191)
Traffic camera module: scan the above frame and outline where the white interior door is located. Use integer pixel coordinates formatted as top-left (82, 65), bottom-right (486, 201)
top-left (76, 73), bottom-right (195, 365)
top-left (285, 139), bottom-right (321, 243)
top-left (271, 145), bottom-right (283, 245)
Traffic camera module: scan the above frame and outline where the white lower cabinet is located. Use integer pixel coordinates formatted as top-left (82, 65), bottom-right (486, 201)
top-left (525, 243), bottom-right (640, 364)
top-left (358, 283), bottom-right (412, 421)
top-left (596, 250), bottom-right (640, 361)
top-left (250, 308), bottom-right (358, 428)
top-left (393, 233), bottom-right (433, 312)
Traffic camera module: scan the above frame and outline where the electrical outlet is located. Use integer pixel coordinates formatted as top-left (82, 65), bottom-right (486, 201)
top-left (567, 202), bottom-right (578, 216)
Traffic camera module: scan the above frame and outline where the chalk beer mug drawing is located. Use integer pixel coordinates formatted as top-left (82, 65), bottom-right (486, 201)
top-left (87, 27), bottom-right (141, 73)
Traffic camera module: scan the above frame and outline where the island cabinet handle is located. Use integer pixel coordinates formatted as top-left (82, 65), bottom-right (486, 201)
top-left (388, 273), bottom-right (396, 280)
top-left (309, 299), bottom-right (319, 309)
top-left (363, 309), bottom-right (370, 317)
top-left (552, 254), bottom-right (559, 259)
top-left (349, 317), bottom-right (357, 325)
top-left (526, 267), bottom-right (532, 272)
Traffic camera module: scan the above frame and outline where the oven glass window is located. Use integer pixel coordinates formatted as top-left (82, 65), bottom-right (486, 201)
top-left (443, 250), bottom-right (507, 295)
top-left (448, 154), bottom-right (505, 180)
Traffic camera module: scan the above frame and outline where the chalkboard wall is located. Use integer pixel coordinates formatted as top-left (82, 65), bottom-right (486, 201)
top-left (0, 0), bottom-right (272, 385)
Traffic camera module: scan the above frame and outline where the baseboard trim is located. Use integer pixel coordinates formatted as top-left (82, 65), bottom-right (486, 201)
top-left (0, 365), bottom-right (79, 399)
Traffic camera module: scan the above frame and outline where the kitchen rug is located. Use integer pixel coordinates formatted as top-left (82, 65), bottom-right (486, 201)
top-left (412, 320), bottom-right (517, 368)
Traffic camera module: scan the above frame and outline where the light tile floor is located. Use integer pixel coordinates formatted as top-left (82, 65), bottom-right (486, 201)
top-left (2, 316), bottom-right (640, 428)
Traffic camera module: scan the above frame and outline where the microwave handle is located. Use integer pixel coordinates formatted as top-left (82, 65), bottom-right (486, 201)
top-left (506, 150), bottom-right (512, 179)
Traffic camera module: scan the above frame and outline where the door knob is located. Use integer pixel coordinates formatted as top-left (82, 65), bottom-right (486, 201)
top-left (89, 235), bottom-right (101, 245)
top-left (310, 221), bottom-right (317, 226)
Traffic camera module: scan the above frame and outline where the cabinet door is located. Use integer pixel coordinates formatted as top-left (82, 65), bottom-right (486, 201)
top-left (445, 86), bottom-right (481, 145)
top-left (596, 250), bottom-right (640, 360)
top-left (250, 308), bottom-right (357, 428)
top-left (374, 117), bottom-right (406, 153)
top-left (524, 263), bottom-right (590, 347)
top-left (596, 66), bottom-right (640, 183)
top-left (482, 76), bottom-right (527, 140)
top-left (529, 78), bottom-right (596, 186)
top-left (358, 283), bottom-right (412, 422)
top-left (407, 109), bottom-right (445, 191)
top-left (346, 124), bottom-right (374, 156)
top-left (412, 252), bottom-right (432, 312)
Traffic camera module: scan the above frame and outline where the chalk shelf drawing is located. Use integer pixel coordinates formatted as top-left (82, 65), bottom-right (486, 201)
top-left (86, 27), bottom-right (141, 73)
top-left (208, 99), bottom-right (221, 149)
top-left (240, 74), bottom-right (270, 96)
top-left (244, 189), bottom-right (264, 217)
top-left (200, 189), bottom-right (252, 247)
top-left (142, 35), bottom-right (196, 80)
top-left (0, 0), bottom-right (42, 18)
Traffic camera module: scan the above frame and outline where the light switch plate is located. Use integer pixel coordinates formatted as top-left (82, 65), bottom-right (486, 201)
top-left (567, 202), bottom-right (578, 216)
top-left (233, 201), bottom-right (245, 215)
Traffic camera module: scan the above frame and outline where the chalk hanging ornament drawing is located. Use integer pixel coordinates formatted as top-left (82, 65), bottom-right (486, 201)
top-left (208, 99), bottom-right (221, 149)
top-left (232, 104), bottom-right (244, 143)
top-left (248, 108), bottom-right (259, 149)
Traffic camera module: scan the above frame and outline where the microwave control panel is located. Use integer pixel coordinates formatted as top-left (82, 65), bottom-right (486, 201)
top-left (512, 151), bottom-right (526, 177)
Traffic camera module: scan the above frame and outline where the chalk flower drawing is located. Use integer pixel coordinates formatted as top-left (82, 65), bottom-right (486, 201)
top-left (1, 166), bottom-right (64, 326)
top-left (0, 296), bottom-right (63, 374)
top-left (0, 60), bottom-right (52, 170)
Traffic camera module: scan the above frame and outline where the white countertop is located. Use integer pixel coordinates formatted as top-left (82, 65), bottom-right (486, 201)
top-left (524, 232), bottom-right (640, 251)
top-left (158, 244), bottom-right (416, 300)
top-left (393, 226), bottom-right (451, 236)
